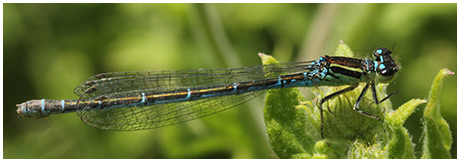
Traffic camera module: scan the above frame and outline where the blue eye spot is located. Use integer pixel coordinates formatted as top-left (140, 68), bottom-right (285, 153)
top-left (379, 64), bottom-right (386, 70)
top-left (376, 49), bottom-right (382, 54)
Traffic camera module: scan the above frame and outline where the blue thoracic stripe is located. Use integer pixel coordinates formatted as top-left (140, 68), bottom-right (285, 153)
top-left (373, 61), bottom-right (379, 70)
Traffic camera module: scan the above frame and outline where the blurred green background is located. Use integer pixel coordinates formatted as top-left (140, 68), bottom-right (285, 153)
top-left (3, 3), bottom-right (456, 158)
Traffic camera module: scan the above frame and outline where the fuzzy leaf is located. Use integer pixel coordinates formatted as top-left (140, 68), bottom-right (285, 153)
top-left (385, 99), bottom-right (426, 159)
top-left (421, 69), bottom-right (454, 159)
top-left (261, 41), bottom-right (425, 159)
top-left (260, 53), bottom-right (320, 158)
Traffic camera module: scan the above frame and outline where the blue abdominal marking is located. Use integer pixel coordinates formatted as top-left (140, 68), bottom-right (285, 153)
top-left (186, 89), bottom-right (191, 100)
top-left (41, 99), bottom-right (45, 112)
top-left (16, 47), bottom-right (399, 138)
top-left (141, 93), bottom-right (146, 104)
top-left (61, 100), bottom-right (65, 111)
top-left (232, 83), bottom-right (238, 93)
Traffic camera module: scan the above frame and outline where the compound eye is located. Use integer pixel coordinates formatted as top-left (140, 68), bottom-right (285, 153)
top-left (377, 63), bottom-right (399, 83)
top-left (380, 69), bottom-right (395, 76)
top-left (378, 63), bottom-right (399, 77)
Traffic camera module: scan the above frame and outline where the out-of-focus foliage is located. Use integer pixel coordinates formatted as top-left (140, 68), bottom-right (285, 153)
top-left (4, 4), bottom-right (456, 158)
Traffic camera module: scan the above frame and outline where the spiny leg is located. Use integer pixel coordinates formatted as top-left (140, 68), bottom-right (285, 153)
top-left (370, 82), bottom-right (399, 113)
top-left (319, 84), bottom-right (358, 138)
top-left (354, 83), bottom-right (381, 121)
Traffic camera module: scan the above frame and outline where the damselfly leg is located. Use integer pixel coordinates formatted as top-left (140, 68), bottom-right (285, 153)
top-left (319, 82), bottom-right (397, 138)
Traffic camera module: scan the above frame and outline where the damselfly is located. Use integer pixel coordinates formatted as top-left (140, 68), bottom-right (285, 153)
top-left (16, 47), bottom-right (399, 138)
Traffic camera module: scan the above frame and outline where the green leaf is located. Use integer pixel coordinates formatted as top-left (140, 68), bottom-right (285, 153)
top-left (261, 42), bottom-right (391, 158)
top-left (261, 41), bottom-right (450, 159)
top-left (348, 140), bottom-right (385, 159)
top-left (334, 40), bottom-right (354, 57)
top-left (385, 99), bottom-right (427, 159)
top-left (260, 52), bottom-right (320, 159)
top-left (313, 138), bottom-right (349, 159)
top-left (421, 69), bottom-right (454, 159)
top-left (385, 99), bottom-right (426, 127)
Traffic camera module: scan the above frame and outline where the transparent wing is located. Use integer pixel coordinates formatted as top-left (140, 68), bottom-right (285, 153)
top-left (77, 90), bottom-right (264, 131)
top-left (74, 61), bottom-right (314, 99)
top-left (74, 60), bottom-right (319, 130)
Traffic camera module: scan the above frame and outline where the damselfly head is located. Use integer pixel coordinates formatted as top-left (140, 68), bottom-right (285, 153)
top-left (373, 47), bottom-right (399, 83)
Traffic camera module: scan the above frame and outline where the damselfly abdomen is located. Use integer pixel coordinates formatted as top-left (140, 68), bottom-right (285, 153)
top-left (17, 47), bottom-right (399, 138)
